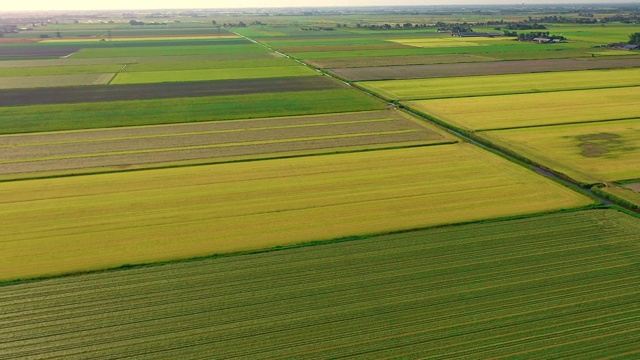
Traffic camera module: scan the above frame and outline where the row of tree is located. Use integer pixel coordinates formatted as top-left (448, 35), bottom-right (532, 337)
top-left (630, 32), bottom-right (640, 45)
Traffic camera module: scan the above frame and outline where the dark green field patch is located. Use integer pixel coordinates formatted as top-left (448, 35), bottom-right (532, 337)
top-left (0, 88), bottom-right (385, 134)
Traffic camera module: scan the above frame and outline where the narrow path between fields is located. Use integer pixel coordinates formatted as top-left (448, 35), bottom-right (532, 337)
top-left (233, 31), bottom-right (638, 214)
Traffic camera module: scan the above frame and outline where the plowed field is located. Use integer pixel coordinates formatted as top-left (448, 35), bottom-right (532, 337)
top-left (0, 76), bottom-right (344, 106)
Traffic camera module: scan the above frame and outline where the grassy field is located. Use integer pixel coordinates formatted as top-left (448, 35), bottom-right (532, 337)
top-left (406, 86), bottom-right (640, 131)
top-left (111, 65), bottom-right (319, 84)
top-left (72, 44), bottom-right (270, 58)
top-left (0, 109), bottom-right (454, 178)
top-left (290, 42), bottom-right (569, 60)
top-left (0, 144), bottom-right (593, 281)
top-left (122, 57), bottom-right (298, 72)
top-left (358, 68), bottom-right (640, 100)
top-left (0, 89), bottom-right (384, 134)
top-left (0, 73), bottom-right (115, 89)
top-left (479, 119), bottom-right (640, 184)
top-left (1, 209), bottom-right (638, 358)
top-left (0, 64), bottom-right (123, 77)
top-left (307, 54), bottom-right (496, 68)
top-left (598, 184), bottom-right (640, 209)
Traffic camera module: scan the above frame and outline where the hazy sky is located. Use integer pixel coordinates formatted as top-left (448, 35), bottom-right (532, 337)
top-left (2, 0), bottom-right (637, 12)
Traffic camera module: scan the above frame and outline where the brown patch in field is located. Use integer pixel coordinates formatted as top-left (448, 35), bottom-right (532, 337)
top-left (0, 109), bottom-right (453, 176)
top-left (330, 58), bottom-right (640, 81)
top-left (575, 133), bottom-right (631, 158)
top-left (623, 182), bottom-right (640, 192)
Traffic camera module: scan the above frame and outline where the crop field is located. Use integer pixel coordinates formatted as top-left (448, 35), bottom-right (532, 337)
top-left (1, 209), bottom-right (638, 358)
top-left (290, 42), bottom-right (569, 60)
top-left (406, 86), bottom-right (640, 131)
top-left (0, 64), bottom-right (123, 77)
top-left (0, 88), bottom-right (384, 134)
top-left (479, 119), bottom-right (640, 185)
top-left (0, 144), bottom-right (592, 281)
top-left (111, 65), bottom-right (319, 84)
top-left (335, 57), bottom-right (640, 81)
top-left (121, 57), bottom-right (298, 72)
top-left (306, 54), bottom-right (496, 69)
top-left (389, 37), bottom-right (513, 48)
top-left (0, 76), bottom-right (345, 107)
top-left (0, 73), bottom-right (115, 89)
top-left (0, 110), bottom-right (454, 178)
top-left (72, 44), bottom-right (270, 58)
top-left (1, 12), bottom-right (639, 359)
top-left (357, 68), bottom-right (640, 100)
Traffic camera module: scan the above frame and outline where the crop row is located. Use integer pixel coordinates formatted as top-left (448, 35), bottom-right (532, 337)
top-left (0, 110), bottom-right (449, 178)
top-left (0, 209), bottom-right (638, 358)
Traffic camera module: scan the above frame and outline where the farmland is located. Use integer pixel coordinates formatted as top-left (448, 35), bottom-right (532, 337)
top-left (0, 76), bottom-right (344, 107)
top-left (0, 144), bottom-right (593, 281)
top-left (0, 88), bottom-right (385, 134)
top-left (357, 68), bottom-right (640, 100)
top-left (1, 209), bottom-right (638, 358)
top-left (405, 86), bottom-right (640, 131)
top-left (479, 119), bottom-right (640, 185)
top-left (0, 73), bottom-right (115, 89)
top-left (1, 5), bottom-right (639, 358)
top-left (0, 109), bottom-right (454, 178)
top-left (110, 65), bottom-right (319, 84)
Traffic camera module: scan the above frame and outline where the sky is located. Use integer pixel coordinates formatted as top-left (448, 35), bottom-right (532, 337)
top-left (2, 0), bottom-right (638, 12)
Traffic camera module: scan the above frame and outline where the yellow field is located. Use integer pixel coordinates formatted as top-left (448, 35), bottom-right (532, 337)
top-left (480, 119), bottom-right (640, 184)
top-left (0, 144), bottom-right (592, 281)
top-left (406, 87), bottom-right (640, 131)
top-left (358, 68), bottom-right (640, 100)
top-left (389, 37), bottom-right (509, 48)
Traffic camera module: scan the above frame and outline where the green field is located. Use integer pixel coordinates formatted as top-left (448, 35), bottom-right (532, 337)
top-left (0, 144), bottom-right (593, 281)
top-left (358, 68), bottom-right (640, 100)
top-left (0, 89), bottom-right (384, 134)
top-left (479, 119), bottom-right (640, 184)
top-left (406, 86), bottom-right (640, 131)
top-left (0, 64), bottom-right (123, 77)
top-left (1, 209), bottom-right (638, 358)
top-left (111, 65), bottom-right (319, 84)
top-left (0, 73), bottom-right (115, 89)
top-left (72, 44), bottom-right (270, 58)
top-left (122, 57), bottom-right (298, 72)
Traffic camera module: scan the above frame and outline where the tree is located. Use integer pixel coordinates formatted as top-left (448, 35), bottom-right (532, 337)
top-left (211, 20), bottom-right (217, 25)
top-left (629, 32), bottom-right (640, 45)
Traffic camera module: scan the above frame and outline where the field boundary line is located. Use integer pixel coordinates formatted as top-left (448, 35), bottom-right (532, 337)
top-left (474, 116), bottom-right (640, 132)
top-left (107, 63), bottom-right (128, 85)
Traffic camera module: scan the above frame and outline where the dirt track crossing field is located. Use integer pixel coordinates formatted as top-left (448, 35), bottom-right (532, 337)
top-left (0, 110), bottom-right (451, 177)
top-left (0, 76), bottom-right (344, 106)
top-left (332, 57), bottom-right (640, 81)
